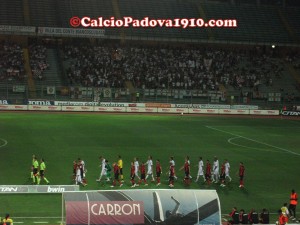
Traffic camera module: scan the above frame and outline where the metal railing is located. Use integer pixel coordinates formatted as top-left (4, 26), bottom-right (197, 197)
top-left (0, 84), bottom-right (299, 109)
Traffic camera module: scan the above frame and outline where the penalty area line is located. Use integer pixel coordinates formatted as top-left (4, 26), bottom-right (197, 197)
top-left (206, 126), bottom-right (300, 156)
top-left (227, 136), bottom-right (281, 153)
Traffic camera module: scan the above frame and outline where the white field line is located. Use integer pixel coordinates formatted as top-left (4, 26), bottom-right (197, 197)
top-left (227, 136), bottom-right (281, 153)
top-left (206, 126), bottom-right (300, 156)
top-left (0, 138), bottom-right (8, 148)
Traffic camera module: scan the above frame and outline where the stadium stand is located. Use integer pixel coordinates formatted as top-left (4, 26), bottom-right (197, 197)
top-left (0, 0), bottom-right (299, 107)
top-left (282, 6), bottom-right (300, 41)
top-left (0, 41), bottom-right (25, 82)
top-left (28, 0), bottom-right (58, 27)
top-left (201, 2), bottom-right (291, 43)
top-left (0, 0), bottom-right (24, 26)
top-left (118, 0), bottom-right (208, 41)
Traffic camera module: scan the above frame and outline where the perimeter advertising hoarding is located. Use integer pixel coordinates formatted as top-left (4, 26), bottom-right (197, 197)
top-left (281, 111), bottom-right (300, 116)
top-left (0, 185), bottom-right (79, 193)
top-left (64, 189), bottom-right (221, 225)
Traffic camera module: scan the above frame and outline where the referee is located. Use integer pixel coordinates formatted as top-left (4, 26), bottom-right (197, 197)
top-left (118, 155), bottom-right (124, 182)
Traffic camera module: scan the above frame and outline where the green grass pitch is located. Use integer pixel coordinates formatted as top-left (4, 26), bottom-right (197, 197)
top-left (0, 112), bottom-right (299, 224)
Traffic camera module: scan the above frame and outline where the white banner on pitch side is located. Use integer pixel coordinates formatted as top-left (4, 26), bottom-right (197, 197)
top-left (64, 189), bottom-right (221, 225)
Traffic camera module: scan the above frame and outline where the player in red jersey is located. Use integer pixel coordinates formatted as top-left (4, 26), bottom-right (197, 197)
top-left (138, 161), bottom-right (148, 186)
top-left (220, 162), bottom-right (226, 187)
top-left (205, 160), bottom-right (211, 185)
top-left (238, 162), bottom-right (245, 188)
top-left (156, 159), bottom-right (162, 186)
top-left (130, 161), bottom-right (137, 188)
top-left (180, 158), bottom-right (191, 185)
top-left (169, 163), bottom-right (175, 188)
top-left (111, 162), bottom-right (123, 188)
top-left (72, 159), bottom-right (77, 181)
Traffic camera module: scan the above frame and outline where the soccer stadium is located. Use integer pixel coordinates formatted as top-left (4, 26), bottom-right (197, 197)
top-left (0, 0), bottom-right (300, 224)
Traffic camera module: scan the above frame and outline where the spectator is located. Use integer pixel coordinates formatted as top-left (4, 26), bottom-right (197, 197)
top-left (259, 208), bottom-right (269, 224)
top-left (0, 41), bottom-right (24, 81)
top-left (62, 42), bottom-right (292, 94)
top-left (29, 44), bottom-right (49, 80)
top-left (228, 207), bottom-right (239, 225)
top-left (248, 208), bottom-right (259, 224)
top-left (239, 209), bottom-right (248, 224)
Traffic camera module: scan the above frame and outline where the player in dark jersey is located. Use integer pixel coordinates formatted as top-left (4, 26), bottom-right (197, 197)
top-left (205, 160), bottom-right (211, 185)
top-left (238, 162), bottom-right (245, 188)
top-left (180, 158), bottom-right (191, 186)
top-left (130, 161), bottom-right (137, 187)
top-left (156, 159), bottom-right (162, 186)
top-left (138, 161), bottom-right (148, 186)
top-left (169, 163), bottom-right (175, 188)
top-left (220, 162), bottom-right (226, 187)
top-left (72, 160), bottom-right (77, 181)
top-left (111, 163), bottom-right (123, 188)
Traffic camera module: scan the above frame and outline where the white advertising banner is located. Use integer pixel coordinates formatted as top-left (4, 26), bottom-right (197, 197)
top-left (94, 107), bottom-right (126, 112)
top-left (203, 109), bottom-right (219, 114)
top-left (157, 108), bottom-right (188, 113)
top-left (249, 110), bottom-right (279, 115)
top-left (157, 108), bottom-right (175, 113)
top-left (0, 25), bottom-right (36, 33)
top-left (219, 109), bottom-right (249, 115)
top-left (64, 189), bottom-right (221, 225)
top-left (61, 106), bottom-right (94, 112)
top-left (144, 107), bottom-right (158, 113)
top-left (54, 101), bottom-right (132, 107)
top-left (28, 105), bottom-right (61, 111)
top-left (0, 105), bottom-right (27, 110)
top-left (38, 27), bottom-right (105, 37)
top-left (126, 107), bottom-right (157, 113)
top-left (188, 108), bottom-right (206, 114)
top-left (0, 185), bottom-right (79, 193)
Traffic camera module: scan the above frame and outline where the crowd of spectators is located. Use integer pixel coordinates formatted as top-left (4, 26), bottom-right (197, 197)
top-left (29, 44), bottom-right (49, 80)
top-left (285, 50), bottom-right (300, 70)
top-left (0, 41), bottom-right (25, 81)
top-left (63, 43), bottom-right (285, 92)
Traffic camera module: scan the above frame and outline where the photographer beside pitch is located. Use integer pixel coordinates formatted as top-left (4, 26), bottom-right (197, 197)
top-left (2, 214), bottom-right (13, 225)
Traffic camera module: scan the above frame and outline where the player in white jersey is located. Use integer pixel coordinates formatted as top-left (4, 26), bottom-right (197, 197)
top-left (76, 162), bottom-right (86, 186)
top-left (145, 155), bottom-right (155, 181)
top-left (224, 159), bottom-right (232, 182)
top-left (195, 156), bottom-right (206, 182)
top-left (96, 156), bottom-right (109, 181)
top-left (134, 157), bottom-right (141, 180)
top-left (213, 156), bottom-right (219, 183)
top-left (80, 159), bottom-right (86, 178)
top-left (169, 156), bottom-right (177, 180)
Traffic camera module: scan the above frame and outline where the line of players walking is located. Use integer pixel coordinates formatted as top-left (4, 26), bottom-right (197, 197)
top-left (92, 155), bottom-right (245, 188)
